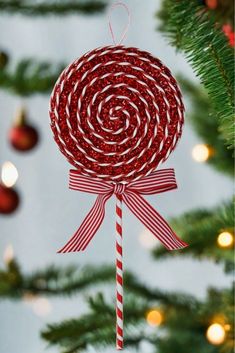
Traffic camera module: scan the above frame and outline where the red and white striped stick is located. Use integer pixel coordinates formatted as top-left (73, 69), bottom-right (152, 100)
top-left (116, 193), bottom-right (123, 350)
top-left (58, 170), bottom-right (188, 349)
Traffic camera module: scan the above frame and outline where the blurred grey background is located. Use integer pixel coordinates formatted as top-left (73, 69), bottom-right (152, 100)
top-left (0, 1), bottom-right (233, 352)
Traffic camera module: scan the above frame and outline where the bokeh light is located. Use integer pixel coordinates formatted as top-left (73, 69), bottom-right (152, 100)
top-left (206, 323), bottom-right (226, 345)
top-left (217, 231), bottom-right (233, 248)
top-left (146, 309), bottom-right (163, 327)
top-left (139, 229), bottom-right (159, 249)
top-left (32, 297), bottom-right (52, 317)
top-left (3, 244), bottom-right (14, 264)
top-left (192, 144), bottom-right (211, 163)
top-left (1, 161), bottom-right (18, 187)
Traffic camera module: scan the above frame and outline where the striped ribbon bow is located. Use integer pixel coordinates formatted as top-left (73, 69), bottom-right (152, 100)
top-left (58, 168), bottom-right (188, 253)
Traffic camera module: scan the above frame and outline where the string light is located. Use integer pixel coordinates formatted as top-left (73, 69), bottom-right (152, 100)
top-left (224, 324), bottom-right (231, 331)
top-left (1, 161), bottom-right (18, 187)
top-left (192, 144), bottom-right (212, 163)
top-left (139, 229), bottom-right (159, 249)
top-left (217, 231), bottom-right (233, 248)
top-left (3, 244), bottom-right (14, 264)
top-left (206, 323), bottom-right (226, 345)
top-left (146, 309), bottom-right (163, 327)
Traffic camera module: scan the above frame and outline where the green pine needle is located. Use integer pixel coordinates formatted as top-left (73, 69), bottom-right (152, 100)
top-left (0, 59), bottom-right (65, 96)
top-left (158, 0), bottom-right (234, 148)
top-left (0, 262), bottom-right (115, 298)
top-left (178, 76), bottom-right (233, 176)
top-left (0, 0), bottom-right (107, 15)
top-left (152, 200), bottom-right (234, 273)
top-left (41, 286), bottom-right (234, 353)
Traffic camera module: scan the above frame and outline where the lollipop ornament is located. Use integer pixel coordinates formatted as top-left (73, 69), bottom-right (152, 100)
top-left (50, 3), bottom-right (188, 350)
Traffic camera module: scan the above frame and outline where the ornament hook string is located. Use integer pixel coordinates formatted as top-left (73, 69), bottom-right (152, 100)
top-left (108, 2), bottom-right (130, 46)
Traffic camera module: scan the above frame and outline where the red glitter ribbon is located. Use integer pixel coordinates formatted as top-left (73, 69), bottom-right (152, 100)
top-left (58, 168), bottom-right (188, 253)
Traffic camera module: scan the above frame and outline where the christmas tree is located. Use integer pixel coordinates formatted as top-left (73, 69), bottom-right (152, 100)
top-left (0, 1), bottom-right (234, 353)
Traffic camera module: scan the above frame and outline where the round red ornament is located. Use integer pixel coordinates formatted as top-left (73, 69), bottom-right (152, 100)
top-left (9, 108), bottom-right (39, 152)
top-left (205, 0), bottom-right (217, 9)
top-left (0, 184), bottom-right (19, 214)
top-left (222, 24), bottom-right (235, 47)
top-left (50, 45), bottom-right (184, 182)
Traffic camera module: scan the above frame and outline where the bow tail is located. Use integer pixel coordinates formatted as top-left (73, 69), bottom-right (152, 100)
top-left (58, 193), bottom-right (111, 253)
top-left (123, 191), bottom-right (188, 250)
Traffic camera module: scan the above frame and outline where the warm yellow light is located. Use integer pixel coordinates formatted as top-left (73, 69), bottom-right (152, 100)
top-left (3, 244), bottom-right (14, 264)
top-left (217, 231), bottom-right (233, 248)
top-left (139, 229), bottom-right (159, 249)
top-left (206, 323), bottom-right (226, 345)
top-left (224, 324), bottom-right (231, 331)
top-left (32, 297), bottom-right (52, 317)
top-left (146, 309), bottom-right (163, 327)
top-left (1, 161), bottom-right (18, 187)
top-left (192, 144), bottom-right (211, 163)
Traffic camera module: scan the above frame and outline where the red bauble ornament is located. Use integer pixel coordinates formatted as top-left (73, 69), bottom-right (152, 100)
top-left (222, 24), bottom-right (235, 47)
top-left (9, 108), bottom-right (39, 152)
top-left (228, 32), bottom-right (235, 47)
top-left (50, 46), bottom-right (184, 182)
top-left (0, 184), bottom-right (19, 214)
top-left (205, 0), bottom-right (217, 9)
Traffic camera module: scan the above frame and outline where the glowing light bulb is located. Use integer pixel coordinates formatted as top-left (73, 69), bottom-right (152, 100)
top-left (1, 161), bottom-right (18, 187)
top-left (206, 323), bottom-right (225, 345)
top-left (32, 297), bottom-right (52, 317)
top-left (217, 231), bottom-right (233, 248)
top-left (139, 229), bottom-right (159, 249)
top-left (224, 324), bottom-right (231, 331)
top-left (146, 309), bottom-right (163, 327)
top-left (192, 144), bottom-right (211, 163)
top-left (3, 244), bottom-right (14, 264)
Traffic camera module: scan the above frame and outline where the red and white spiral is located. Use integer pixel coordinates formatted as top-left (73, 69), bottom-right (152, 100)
top-left (50, 45), bottom-right (184, 183)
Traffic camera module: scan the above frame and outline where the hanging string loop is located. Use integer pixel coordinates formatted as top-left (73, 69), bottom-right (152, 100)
top-left (108, 2), bottom-right (131, 45)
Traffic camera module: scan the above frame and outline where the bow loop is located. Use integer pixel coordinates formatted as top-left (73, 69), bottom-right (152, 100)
top-left (127, 169), bottom-right (177, 195)
top-left (69, 170), bottom-right (113, 194)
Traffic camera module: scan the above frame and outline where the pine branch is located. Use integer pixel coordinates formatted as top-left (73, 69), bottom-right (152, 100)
top-left (0, 0), bottom-right (107, 15)
top-left (0, 259), bottom-right (198, 310)
top-left (153, 201), bottom-right (234, 273)
top-left (158, 0), bottom-right (234, 148)
top-left (42, 286), bottom-right (234, 353)
top-left (0, 261), bottom-right (115, 298)
top-left (1, 259), bottom-right (233, 352)
top-left (178, 76), bottom-right (233, 176)
top-left (41, 293), bottom-right (150, 352)
top-left (0, 59), bottom-right (65, 96)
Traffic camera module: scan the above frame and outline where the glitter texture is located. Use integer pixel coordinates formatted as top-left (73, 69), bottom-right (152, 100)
top-left (50, 46), bottom-right (184, 182)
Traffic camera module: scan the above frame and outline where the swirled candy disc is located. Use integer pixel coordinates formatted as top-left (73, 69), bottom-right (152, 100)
top-left (50, 46), bottom-right (184, 182)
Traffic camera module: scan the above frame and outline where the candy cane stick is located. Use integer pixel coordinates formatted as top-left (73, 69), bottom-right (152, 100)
top-left (116, 192), bottom-right (123, 350)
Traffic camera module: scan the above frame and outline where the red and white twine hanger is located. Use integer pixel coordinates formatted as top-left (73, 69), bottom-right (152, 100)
top-left (49, 2), bottom-right (188, 350)
top-left (108, 2), bottom-right (131, 46)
